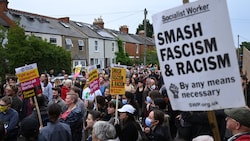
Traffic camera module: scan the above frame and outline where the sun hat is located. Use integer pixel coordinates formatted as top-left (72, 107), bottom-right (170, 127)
top-left (118, 104), bottom-right (135, 114)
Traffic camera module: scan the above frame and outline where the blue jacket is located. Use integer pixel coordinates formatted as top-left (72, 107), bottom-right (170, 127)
top-left (39, 121), bottom-right (72, 141)
top-left (60, 106), bottom-right (83, 141)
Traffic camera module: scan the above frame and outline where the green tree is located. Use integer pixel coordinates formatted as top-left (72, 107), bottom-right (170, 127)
top-left (115, 38), bottom-right (133, 66)
top-left (238, 41), bottom-right (250, 54)
top-left (136, 19), bottom-right (153, 37)
top-left (146, 49), bottom-right (159, 65)
top-left (5, 25), bottom-right (71, 74)
top-left (0, 25), bottom-right (8, 80)
top-left (136, 48), bottom-right (159, 65)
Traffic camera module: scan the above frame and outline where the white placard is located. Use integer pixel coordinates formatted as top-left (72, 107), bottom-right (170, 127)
top-left (152, 0), bottom-right (245, 111)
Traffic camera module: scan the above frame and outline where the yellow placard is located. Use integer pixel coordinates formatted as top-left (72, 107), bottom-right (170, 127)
top-left (23, 89), bottom-right (35, 99)
top-left (88, 69), bottom-right (98, 82)
top-left (110, 67), bottom-right (126, 95)
top-left (16, 68), bottom-right (39, 83)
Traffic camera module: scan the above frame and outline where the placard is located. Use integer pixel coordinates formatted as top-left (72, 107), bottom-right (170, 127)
top-left (152, 0), bottom-right (245, 111)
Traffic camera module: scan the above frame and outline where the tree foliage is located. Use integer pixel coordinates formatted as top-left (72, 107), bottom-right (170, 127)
top-left (238, 41), bottom-right (250, 54)
top-left (0, 25), bottom-right (7, 80)
top-left (115, 38), bottom-right (133, 66)
top-left (136, 19), bottom-right (153, 37)
top-left (136, 48), bottom-right (159, 65)
top-left (2, 25), bottom-right (71, 76)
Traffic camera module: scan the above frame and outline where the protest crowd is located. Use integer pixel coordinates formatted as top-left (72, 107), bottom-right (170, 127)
top-left (0, 64), bottom-right (250, 141)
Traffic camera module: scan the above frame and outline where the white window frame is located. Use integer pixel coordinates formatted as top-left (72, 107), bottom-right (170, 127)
top-left (65, 38), bottom-right (73, 50)
top-left (136, 44), bottom-right (139, 54)
top-left (78, 40), bottom-right (84, 51)
top-left (94, 40), bottom-right (98, 52)
top-left (123, 42), bottom-right (126, 52)
top-left (112, 42), bottom-right (115, 52)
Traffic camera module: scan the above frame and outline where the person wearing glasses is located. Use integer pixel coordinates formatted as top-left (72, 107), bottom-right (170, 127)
top-left (225, 107), bottom-right (250, 141)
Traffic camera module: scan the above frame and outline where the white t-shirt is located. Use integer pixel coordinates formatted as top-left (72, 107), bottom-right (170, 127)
top-left (81, 87), bottom-right (102, 101)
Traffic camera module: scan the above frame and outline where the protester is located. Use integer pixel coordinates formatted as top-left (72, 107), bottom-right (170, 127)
top-left (60, 91), bottom-right (83, 141)
top-left (124, 91), bottom-right (139, 118)
top-left (28, 94), bottom-right (49, 127)
top-left (225, 107), bottom-right (250, 141)
top-left (107, 100), bottom-right (122, 124)
top-left (19, 116), bottom-right (40, 141)
top-left (48, 87), bottom-right (66, 110)
top-left (125, 78), bottom-right (135, 93)
top-left (144, 109), bottom-right (170, 141)
top-left (92, 121), bottom-right (119, 141)
top-left (85, 110), bottom-right (102, 141)
top-left (39, 103), bottom-right (72, 141)
top-left (4, 84), bottom-right (22, 114)
top-left (61, 79), bottom-right (72, 100)
top-left (40, 73), bottom-right (53, 102)
top-left (0, 120), bottom-right (4, 141)
top-left (116, 104), bottom-right (138, 141)
top-left (0, 96), bottom-right (19, 141)
top-left (135, 79), bottom-right (145, 118)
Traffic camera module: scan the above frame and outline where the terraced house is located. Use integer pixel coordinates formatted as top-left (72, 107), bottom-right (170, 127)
top-left (0, 0), bottom-right (155, 70)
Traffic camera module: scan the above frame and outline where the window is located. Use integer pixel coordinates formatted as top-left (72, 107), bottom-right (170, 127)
top-left (78, 40), bottom-right (84, 51)
top-left (136, 44), bottom-right (139, 54)
top-left (90, 58), bottom-right (94, 65)
top-left (76, 22), bottom-right (82, 27)
top-left (74, 61), bottom-right (79, 66)
top-left (112, 58), bottom-right (115, 64)
top-left (50, 38), bottom-right (57, 44)
top-left (112, 42), bottom-right (115, 52)
top-left (94, 41), bottom-right (98, 51)
top-left (65, 38), bottom-right (73, 50)
top-left (123, 42), bottom-right (126, 52)
top-left (80, 61), bottom-right (86, 67)
top-left (95, 59), bottom-right (98, 64)
top-left (60, 22), bottom-right (70, 28)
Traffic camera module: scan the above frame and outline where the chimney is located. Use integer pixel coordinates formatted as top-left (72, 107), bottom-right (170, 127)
top-left (119, 25), bottom-right (128, 34)
top-left (0, 0), bottom-right (8, 12)
top-left (58, 17), bottom-right (70, 23)
top-left (93, 17), bottom-right (104, 29)
top-left (138, 30), bottom-right (145, 36)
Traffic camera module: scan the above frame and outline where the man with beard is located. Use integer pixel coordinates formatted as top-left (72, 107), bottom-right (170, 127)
top-left (48, 87), bottom-right (66, 111)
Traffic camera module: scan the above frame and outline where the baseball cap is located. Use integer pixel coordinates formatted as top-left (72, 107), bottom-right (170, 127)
top-left (224, 107), bottom-right (250, 127)
top-left (118, 104), bottom-right (135, 114)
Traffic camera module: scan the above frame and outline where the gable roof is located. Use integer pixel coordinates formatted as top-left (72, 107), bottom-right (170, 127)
top-left (129, 34), bottom-right (155, 46)
top-left (6, 9), bottom-right (87, 38)
top-left (70, 21), bottom-right (115, 40)
top-left (106, 29), bottom-right (141, 44)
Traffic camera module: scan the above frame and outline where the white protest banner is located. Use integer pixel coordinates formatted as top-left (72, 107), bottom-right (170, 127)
top-left (152, 0), bottom-right (245, 111)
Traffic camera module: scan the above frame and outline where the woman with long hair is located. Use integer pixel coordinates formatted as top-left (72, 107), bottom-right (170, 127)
top-left (116, 104), bottom-right (138, 141)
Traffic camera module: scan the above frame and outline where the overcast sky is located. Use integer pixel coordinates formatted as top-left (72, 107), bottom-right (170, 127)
top-left (8, 0), bottom-right (250, 47)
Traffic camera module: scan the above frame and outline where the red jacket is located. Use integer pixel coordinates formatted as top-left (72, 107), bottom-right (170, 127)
top-left (61, 86), bottom-right (69, 100)
top-left (231, 133), bottom-right (250, 141)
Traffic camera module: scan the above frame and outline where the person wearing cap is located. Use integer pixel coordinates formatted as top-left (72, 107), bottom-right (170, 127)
top-left (225, 107), bottom-right (250, 141)
top-left (116, 104), bottom-right (138, 141)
